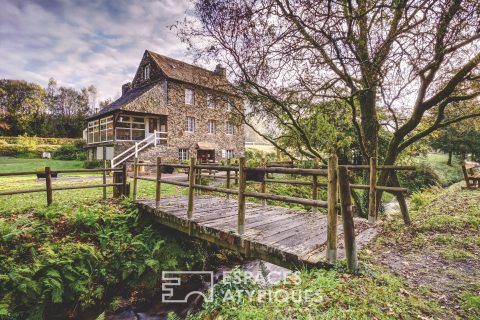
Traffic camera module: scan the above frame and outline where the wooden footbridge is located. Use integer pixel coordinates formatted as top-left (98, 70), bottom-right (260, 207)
top-left (131, 156), bottom-right (414, 270)
top-left (0, 155), bottom-right (413, 271)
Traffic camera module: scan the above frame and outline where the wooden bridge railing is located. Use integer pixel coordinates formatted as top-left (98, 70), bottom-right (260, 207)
top-left (131, 155), bottom-right (414, 271)
top-left (0, 166), bottom-right (127, 205)
top-left (0, 155), bottom-right (414, 271)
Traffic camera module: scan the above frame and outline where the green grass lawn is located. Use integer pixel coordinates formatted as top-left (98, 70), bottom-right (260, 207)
top-left (415, 153), bottom-right (464, 186)
top-left (0, 157), bottom-right (184, 212)
top-left (0, 157), bottom-right (85, 173)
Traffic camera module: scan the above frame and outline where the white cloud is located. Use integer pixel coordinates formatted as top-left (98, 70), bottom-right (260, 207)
top-left (0, 0), bottom-right (195, 103)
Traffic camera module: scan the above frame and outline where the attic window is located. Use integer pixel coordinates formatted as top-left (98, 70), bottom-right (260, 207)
top-left (143, 64), bottom-right (150, 80)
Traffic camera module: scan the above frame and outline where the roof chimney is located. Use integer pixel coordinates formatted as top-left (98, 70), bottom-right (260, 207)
top-left (214, 64), bottom-right (226, 77)
top-left (122, 82), bottom-right (132, 95)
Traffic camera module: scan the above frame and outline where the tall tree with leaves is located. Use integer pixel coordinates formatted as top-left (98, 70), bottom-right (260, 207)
top-left (0, 79), bottom-right (46, 135)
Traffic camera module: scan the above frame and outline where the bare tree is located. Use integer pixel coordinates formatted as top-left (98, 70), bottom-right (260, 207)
top-left (177, 0), bottom-right (480, 202)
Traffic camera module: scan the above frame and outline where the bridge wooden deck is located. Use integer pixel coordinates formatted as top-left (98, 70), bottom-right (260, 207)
top-left (136, 195), bottom-right (379, 269)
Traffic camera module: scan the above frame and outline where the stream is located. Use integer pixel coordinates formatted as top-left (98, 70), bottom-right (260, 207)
top-left (106, 260), bottom-right (291, 320)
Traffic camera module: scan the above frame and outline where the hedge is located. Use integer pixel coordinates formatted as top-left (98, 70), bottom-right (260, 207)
top-left (0, 136), bottom-right (81, 145)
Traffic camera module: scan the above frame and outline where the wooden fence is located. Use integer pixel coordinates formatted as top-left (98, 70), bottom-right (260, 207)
top-left (131, 156), bottom-right (414, 271)
top-left (0, 156), bottom-right (414, 271)
top-left (0, 165), bottom-right (128, 205)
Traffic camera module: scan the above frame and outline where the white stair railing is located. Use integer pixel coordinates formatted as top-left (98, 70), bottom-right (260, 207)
top-left (111, 133), bottom-right (154, 168)
top-left (110, 130), bottom-right (168, 168)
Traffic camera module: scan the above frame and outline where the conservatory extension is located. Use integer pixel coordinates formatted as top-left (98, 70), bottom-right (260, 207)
top-left (86, 114), bottom-right (167, 145)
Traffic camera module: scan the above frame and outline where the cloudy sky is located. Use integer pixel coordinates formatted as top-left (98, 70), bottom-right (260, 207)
top-left (0, 0), bottom-right (198, 103)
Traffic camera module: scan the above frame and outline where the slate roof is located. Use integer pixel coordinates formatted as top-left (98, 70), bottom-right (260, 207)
top-left (87, 50), bottom-right (233, 120)
top-left (147, 50), bottom-right (231, 91)
top-left (90, 84), bottom-right (155, 119)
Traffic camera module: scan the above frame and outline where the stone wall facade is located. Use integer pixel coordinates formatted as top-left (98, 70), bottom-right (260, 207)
top-left (86, 51), bottom-right (245, 165)
top-left (106, 78), bottom-right (245, 165)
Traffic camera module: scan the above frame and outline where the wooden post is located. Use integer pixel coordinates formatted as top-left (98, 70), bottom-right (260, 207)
top-left (237, 157), bottom-right (246, 234)
top-left (102, 146), bottom-right (107, 200)
top-left (132, 157), bottom-right (139, 201)
top-left (226, 159), bottom-right (231, 200)
top-left (368, 157), bottom-right (377, 224)
top-left (260, 157), bottom-right (266, 206)
top-left (338, 166), bottom-right (358, 272)
top-left (390, 172), bottom-right (411, 225)
top-left (312, 175), bottom-right (318, 213)
top-left (187, 157), bottom-right (196, 219)
top-left (45, 167), bottom-right (53, 206)
top-left (326, 155), bottom-right (338, 264)
top-left (121, 163), bottom-right (127, 197)
top-left (156, 157), bottom-right (162, 210)
top-left (196, 166), bottom-right (202, 195)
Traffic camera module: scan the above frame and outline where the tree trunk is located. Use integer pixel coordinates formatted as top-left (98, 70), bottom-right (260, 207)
top-left (389, 171), bottom-right (410, 224)
top-left (358, 89), bottom-right (379, 159)
top-left (447, 150), bottom-right (453, 166)
top-left (351, 189), bottom-right (365, 218)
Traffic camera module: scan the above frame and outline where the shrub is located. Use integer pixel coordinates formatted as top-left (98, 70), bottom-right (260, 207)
top-left (83, 160), bottom-right (103, 169)
top-left (398, 163), bottom-right (440, 193)
top-left (201, 267), bottom-right (259, 315)
top-left (297, 159), bottom-right (318, 168)
top-left (246, 158), bottom-right (258, 167)
top-left (0, 201), bottom-right (210, 319)
top-left (0, 143), bottom-right (58, 157)
top-left (0, 136), bottom-right (80, 145)
top-left (16, 134), bottom-right (39, 150)
top-left (245, 149), bottom-right (276, 162)
top-left (54, 142), bottom-right (86, 160)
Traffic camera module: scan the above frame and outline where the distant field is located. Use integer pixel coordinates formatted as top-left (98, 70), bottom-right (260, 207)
top-left (415, 153), bottom-right (464, 186)
top-left (246, 144), bottom-right (276, 153)
top-left (0, 157), bottom-right (181, 211)
top-left (0, 157), bottom-right (84, 173)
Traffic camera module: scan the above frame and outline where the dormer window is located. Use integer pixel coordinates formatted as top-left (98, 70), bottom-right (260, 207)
top-left (143, 64), bottom-right (150, 80)
top-left (185, 89), bottom-right (194, 105)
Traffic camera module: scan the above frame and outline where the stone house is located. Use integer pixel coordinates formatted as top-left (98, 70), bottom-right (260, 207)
top-left (84, 50), bottom-right (245, 167)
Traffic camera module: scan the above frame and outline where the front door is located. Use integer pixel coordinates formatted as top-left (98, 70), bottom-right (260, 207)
top-left (197, 150), bottom-right (215, 163)
top-left (148, 118), bottom-right (158, 134)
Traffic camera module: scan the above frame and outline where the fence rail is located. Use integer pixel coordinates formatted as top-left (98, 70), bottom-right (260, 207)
top-left (131, 155), bottom-right (415, 271)
top-left (0, 155), bottom-right (414, 272)
top-left (0, 165), bottom-right (128, 204)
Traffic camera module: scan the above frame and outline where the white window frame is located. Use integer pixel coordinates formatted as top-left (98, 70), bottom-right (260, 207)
top-left (87, 116), bottom-right (113, 144)
top-left (207, 94), bottom-right (215, 108)
top-left (179, 148), bottom-right (189, 161)
top-left (226, 150), bottom-right (234, 159)
top-left (115, 116), bottom-right (146, 141)
top-left (207, 119), bottom-right (215, 134)
top-left (226, 121), bottom-right (234, 135)
top-left (185, 116), bottom-right (195, 132)
top-left (144, 64), bottom-right (150, 80)
top-left (185, 89), bottom-right (194, 105)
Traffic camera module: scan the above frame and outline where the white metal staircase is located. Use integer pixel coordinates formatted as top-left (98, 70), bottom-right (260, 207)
top-left (111, 131), bottom-right (167, 168)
